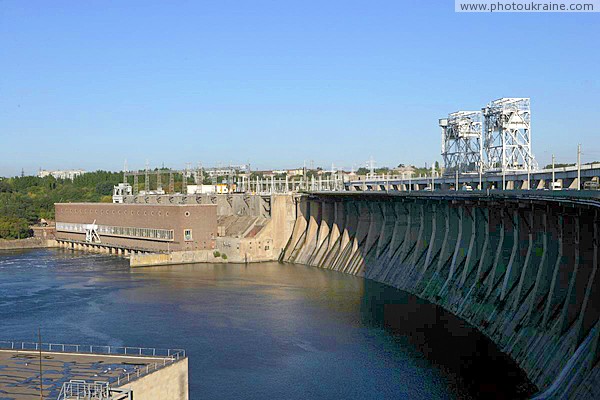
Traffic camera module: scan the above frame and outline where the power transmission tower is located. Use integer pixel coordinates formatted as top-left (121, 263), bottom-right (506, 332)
top-left (182, 164), bottom-right (189, 194)
top-left (144, 161), bottom-right (150, 192)
top-left (134, 174), bottom-right (139, 195)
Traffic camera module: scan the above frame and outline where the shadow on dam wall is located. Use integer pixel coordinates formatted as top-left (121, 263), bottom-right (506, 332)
top-left (282, 192), bottom-right (600, 399)
top-left (361, 279), bottom-right (536, 399)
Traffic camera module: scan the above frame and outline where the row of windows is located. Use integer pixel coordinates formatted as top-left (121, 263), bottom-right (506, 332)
top-left (56, 222), bottom-right (174, 241)
top-left (98, 225), bottom-right (174, 240)
top-left (59, 208), bottom-right (171, 217)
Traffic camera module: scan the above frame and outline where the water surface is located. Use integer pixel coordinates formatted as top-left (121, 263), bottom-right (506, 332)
top-left (0, 249), bottom-right (533, 399)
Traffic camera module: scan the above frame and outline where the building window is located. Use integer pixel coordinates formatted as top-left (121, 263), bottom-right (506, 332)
top-left (184, 229), bottom-right (193, 241)
top-left (56, 222), bottom-right (173, 242)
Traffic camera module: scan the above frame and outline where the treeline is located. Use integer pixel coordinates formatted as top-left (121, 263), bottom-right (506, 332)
top-left (0, 171), bottom-right (122, 239)
top-left (355, 162), bottom-right (442, 177)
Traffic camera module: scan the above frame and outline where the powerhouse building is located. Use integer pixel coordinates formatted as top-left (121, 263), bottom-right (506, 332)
top-left (55, 203), bottom-right (217, 252)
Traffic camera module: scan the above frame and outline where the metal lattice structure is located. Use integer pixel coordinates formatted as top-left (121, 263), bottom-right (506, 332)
top-left (57, 380), bottom-right (133, 400)
top-left (483, 98), bottom-right (536, 172)
top-left (58, 380), bottom-right (111, 400)
top-left (440, 111), bottom-right (483, 174)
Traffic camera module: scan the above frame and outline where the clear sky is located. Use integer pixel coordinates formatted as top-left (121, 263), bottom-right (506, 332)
top-left (1, 0), bottom-right (598, 176)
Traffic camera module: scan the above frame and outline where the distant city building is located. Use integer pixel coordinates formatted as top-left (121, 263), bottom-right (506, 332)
top-left (286, 168), bottom-right (304, 176)
top-left (186, 184), bottom-right (231, 194)
top-left (38, 169), bottom-right (86, 180)
top-left (112, 183), bottom-right (133, 203)
top-left (205, 164), bottom-right (250, 178)
top-left (392, 166), bottom-right (416, 175)
top-left (344, 170), bottom-right (357, 181)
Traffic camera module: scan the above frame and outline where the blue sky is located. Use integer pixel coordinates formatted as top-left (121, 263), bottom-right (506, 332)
top-left (1, 0), bottom-right (598, 176)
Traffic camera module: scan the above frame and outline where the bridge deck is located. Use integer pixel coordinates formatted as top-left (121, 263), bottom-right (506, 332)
top-left (311, 189), bottom-right (600, 207)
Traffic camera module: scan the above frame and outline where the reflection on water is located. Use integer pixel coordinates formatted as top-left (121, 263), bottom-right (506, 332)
top-left (361, 281), bottom-right (537, 399)
top-left (0, 249), bottom-right (534, 399)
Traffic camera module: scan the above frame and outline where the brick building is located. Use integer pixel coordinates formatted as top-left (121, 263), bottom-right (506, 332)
top-left (55, 203), bottom-right (217, 252)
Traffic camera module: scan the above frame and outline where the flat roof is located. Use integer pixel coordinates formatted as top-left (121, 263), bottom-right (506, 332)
top-left (55, 202), bottom-right (215, 206)
top-left (0, 349), bottom-right (176, 399)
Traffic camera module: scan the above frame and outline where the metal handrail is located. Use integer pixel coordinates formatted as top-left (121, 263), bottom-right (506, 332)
top-left (0, 340), bottom-right (184, 358)
top-left (57, 380), bottom-right (110, 400)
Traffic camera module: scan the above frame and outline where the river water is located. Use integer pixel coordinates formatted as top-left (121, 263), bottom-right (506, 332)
top-left (0, 249), bottom-right (535, 399)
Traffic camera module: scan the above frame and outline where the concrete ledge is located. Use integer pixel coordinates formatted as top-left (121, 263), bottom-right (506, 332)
top-left (0, 238), bottom-right (58, 250)
top-left (130, 250), bottom-right (225, 267)
top-left (117, 357), bottom-right (189, 400)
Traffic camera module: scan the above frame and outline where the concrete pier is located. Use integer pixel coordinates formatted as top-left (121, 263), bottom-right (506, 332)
top-left (0, 341), bottom-right (188, 400)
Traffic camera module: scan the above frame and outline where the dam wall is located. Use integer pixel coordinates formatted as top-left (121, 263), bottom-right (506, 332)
top-left (282, 192), bottom-right (600, 399)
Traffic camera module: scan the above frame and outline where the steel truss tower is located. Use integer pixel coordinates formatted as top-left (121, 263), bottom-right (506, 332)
top-left (440, 111), bottom-right (483, 174)
top-left (483, 98), bottom-right (536, 173)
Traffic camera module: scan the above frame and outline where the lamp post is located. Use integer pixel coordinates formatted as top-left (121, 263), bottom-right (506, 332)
top-left (552, 154), bottom-right (556, 190)
top-left (577, 144), bottom-right (581, 190)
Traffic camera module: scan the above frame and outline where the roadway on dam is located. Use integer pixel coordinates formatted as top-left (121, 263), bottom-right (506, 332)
top-left (0, 248), bottom-right (535, 399)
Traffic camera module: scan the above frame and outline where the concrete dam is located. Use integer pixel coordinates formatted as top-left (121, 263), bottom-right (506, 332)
top-left (282, 191), bottom-right (600, 399)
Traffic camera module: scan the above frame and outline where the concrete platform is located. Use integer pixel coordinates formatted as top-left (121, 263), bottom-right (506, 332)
top-left (0, 343), bottom-right (187, 400)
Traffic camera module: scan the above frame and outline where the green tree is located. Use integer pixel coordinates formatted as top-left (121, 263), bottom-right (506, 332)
top-left (96, 182), bottom-right (115, 196)
top-left (0, 216), bottom-right (31, 239)
top-left (0, 170), bottom-right (126, 226)
top-left (0, 180), bottom-right (12, 193)
top-left (0, 192), bottom-right (39, 224)
top-left (544, 163), bottom-right (575, 169)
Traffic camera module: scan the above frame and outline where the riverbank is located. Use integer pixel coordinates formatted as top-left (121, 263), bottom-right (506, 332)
top-left (0, 237), bottom-right (58, 250)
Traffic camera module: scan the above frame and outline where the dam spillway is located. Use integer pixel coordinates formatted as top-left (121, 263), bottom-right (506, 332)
top-left (282, 191), bottom-right (600, 399)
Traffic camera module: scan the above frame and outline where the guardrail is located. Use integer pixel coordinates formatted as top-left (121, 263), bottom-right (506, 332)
top-left (0, 340), bottom-right (186, 388)
top-left (57, 380), bottom-right (110, 400)
top-left (350, 163), bottom-right (600, 184)
top-left (309, 189), bottom-right (600, 205)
